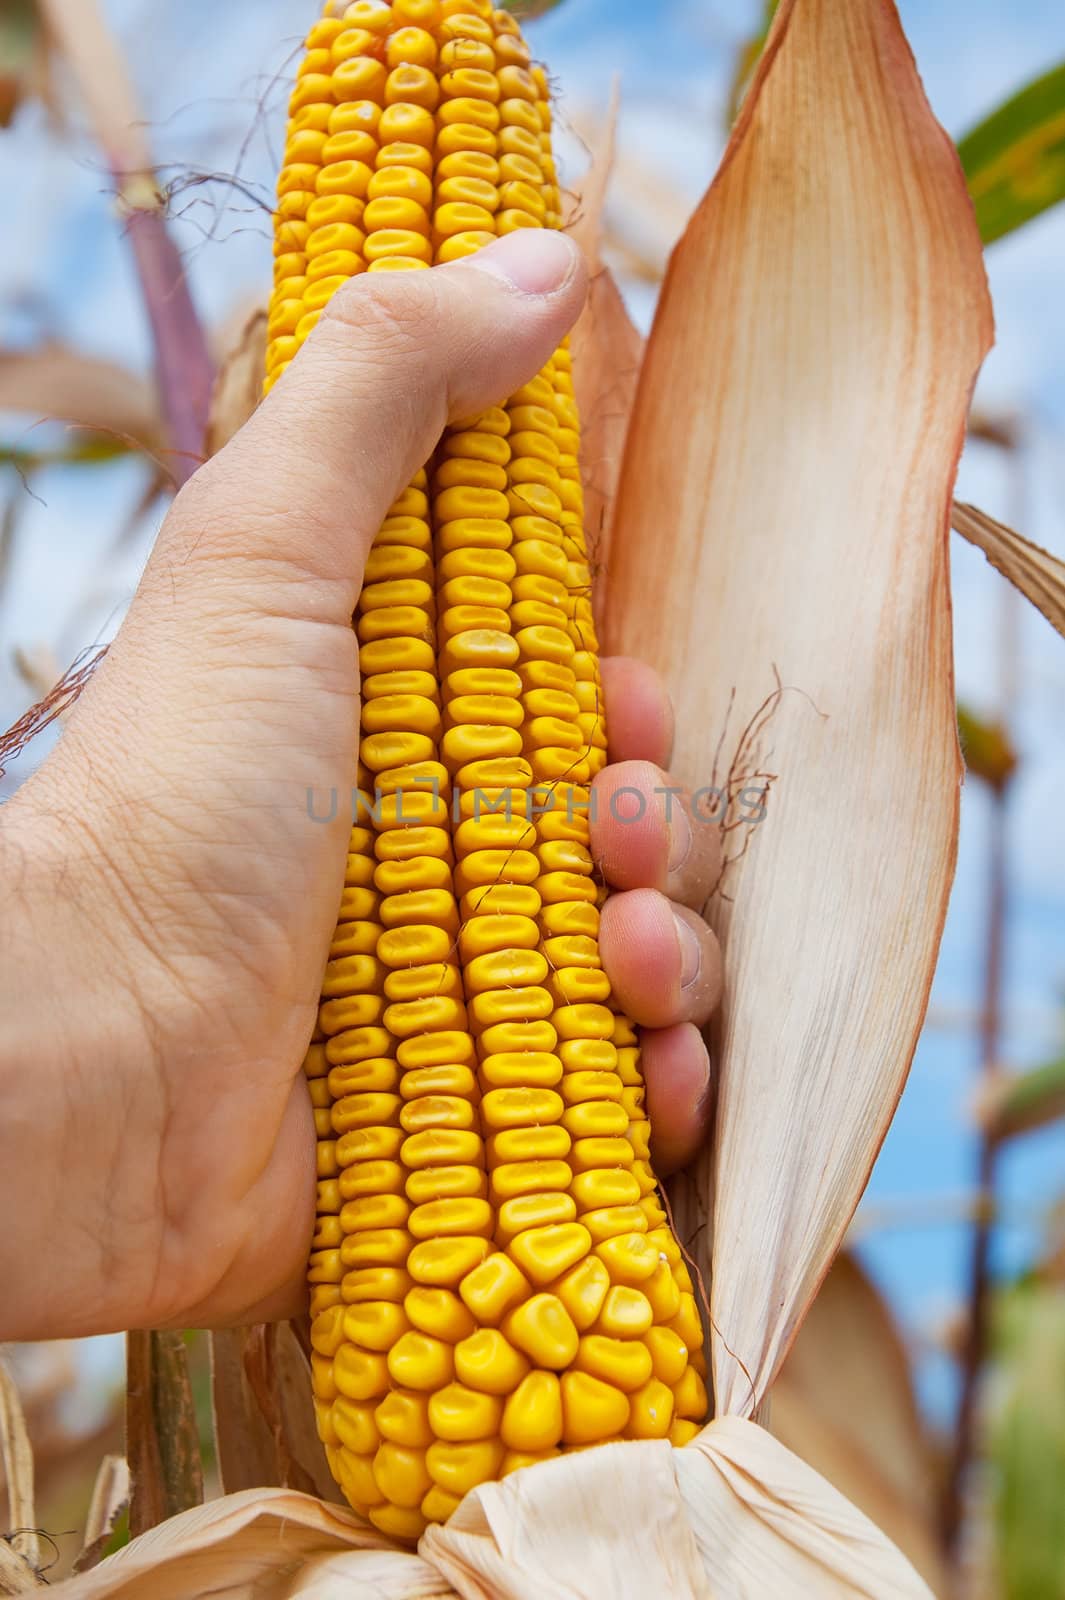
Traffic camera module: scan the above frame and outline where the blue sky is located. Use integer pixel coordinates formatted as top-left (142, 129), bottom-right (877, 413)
top-left (2, 0), bottom-right (1064, 1431)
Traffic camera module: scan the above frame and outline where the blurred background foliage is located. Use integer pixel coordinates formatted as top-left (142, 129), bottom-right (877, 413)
top-left (2, 2), bottom-right (1065, 1595)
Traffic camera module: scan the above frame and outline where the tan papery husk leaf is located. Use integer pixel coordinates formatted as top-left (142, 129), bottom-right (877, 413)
top-left (770, 1255), bottom-right (949, 1595)
top-left (604, 0), bottom-right (993, 1420)
top-left (565, 83), bottom-right (646, 612)
top-left (47, 1420), bottom-right (934, 1599)
top-left (952, 499), bottom-right (1065, 640)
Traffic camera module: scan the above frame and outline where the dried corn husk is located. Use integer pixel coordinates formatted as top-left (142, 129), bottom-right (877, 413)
top-left (48, 1420), bottom-right (933, 1600)
top-left (605, 0), bottom-right (992, 1420)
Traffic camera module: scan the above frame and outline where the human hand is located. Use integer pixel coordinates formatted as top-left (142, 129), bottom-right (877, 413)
top-left (0, 230), bottom-right (721, 1341)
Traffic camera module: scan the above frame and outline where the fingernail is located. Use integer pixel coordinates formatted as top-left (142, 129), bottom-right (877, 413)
top-left (667, 795), bottom-right (693, 876)
top-left (673, 911), bottom-right (701, 990)
top-left (466, 230), bottom-right (579, 295)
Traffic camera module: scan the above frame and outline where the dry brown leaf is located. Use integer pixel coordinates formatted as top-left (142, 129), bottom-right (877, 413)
top-left (0, 1540), bottom-right (41, 1597)
top-left (0, 1356), bottom-right (38, 1579)
top-left (770, 1255), bottom-right (948, 1595)
top-left (572, 271), bottom-right (644, 612)
top-left (952, 500), bottom-right (1065, 641)
top-left (47, 1421), bottom-right (933, 1599)
top-left (206, 310), bottom-right (268, 458)
top-left (124, 1332), bottom-right (203, 1538)
top-left (74, 1457), bottom-right (130, 1577)
top-left (210, 1326), bottom-right (341, 1505)
top-left (46, 1487), bottom-right (442, 1600)
top-left (564, 86), bottom-right (646, 608)
top-left (0, 348), bottom-right (159, 452)
top-left (35, 0), bottom-right (150, 176)
top-left (604, 0), bottom-right (992, 1418)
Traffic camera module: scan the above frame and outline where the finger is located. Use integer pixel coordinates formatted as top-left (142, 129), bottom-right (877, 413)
top-left (642, 1024), bottom-right (713, 1176)
top-left (600, 888), bottom-right (723, 1030)
top-left (592, 761), bottom-right (722, 912)
top-left (599, 657), bottom-right (674, 767)
top-left (160, 230), bottom-right (587, 608)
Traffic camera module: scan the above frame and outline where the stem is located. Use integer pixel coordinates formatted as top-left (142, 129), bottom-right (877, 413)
top-left (942, 786), bottom-right (1007, 1552)
top-left (942, 449), bottom-right (1024, 1562)
top-left (124, 205), bottom-right (214, 483)
top-left (37, 0), bottom-right (214, 482)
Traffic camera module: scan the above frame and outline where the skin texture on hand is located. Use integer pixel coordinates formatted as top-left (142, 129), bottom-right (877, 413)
top-left (0, 232), bottom-right (722, 1342)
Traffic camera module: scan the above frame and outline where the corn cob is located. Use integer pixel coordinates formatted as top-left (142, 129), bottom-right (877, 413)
top-left (267, 0), bottom-right (707, 1540)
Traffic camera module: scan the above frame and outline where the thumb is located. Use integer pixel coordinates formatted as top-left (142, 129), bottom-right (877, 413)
top-left (160, 228), bottom-right (587, 612)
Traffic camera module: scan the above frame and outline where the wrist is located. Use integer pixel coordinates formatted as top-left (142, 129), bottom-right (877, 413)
top-left (0, 793), bottom-right (153, 1338)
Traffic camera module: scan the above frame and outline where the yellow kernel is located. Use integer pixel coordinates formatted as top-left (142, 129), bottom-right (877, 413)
top-left (508, 1222), bottom-right (591, 1288)
top-left (368, 1503), bottom-right (428, 1540)
top-left (576, 1335), bottom-right (654, 1394)
top-left (340, 1193), bottom-right (410, 1233)
top-left (454, 1328), bottom-right (529, 1395)
top-left (387, 1331), bottom-right (455, 1391)
top-left (342, 1266), bottom-right (412, 1304)
top-left (571, 1172), bottom-right (641, 1213)
top-left (332, 1396), bottom-right (380, 1455)
top-left (670, 1419), bottom-right (701, 1448)
top-left (340, 1228), bottom-right (411, 1270)
top-left (328, 99), bottom-right (382, 136)
top-left (594, 1233), bottom-right (660, 1285)
top-left (402, 1285), bottom-right (477, 1345)
top-left (480, 1086), bottom-right (563, 1132)
top-left (387, 26), bottom-right (438, 68)
top-left (501, 1371), bottom-right (563, 1454)
top-left (673, 1364), bottom-right (709, 1422)
top-left (316, 158), bottom-right (373, 197)
top-left (497, 1193), bottom-right (575, 1241)
top-left (426, 1438), bottom-right (505, 1497)
top-left (342, 1300), bottom-right (411, 1351)
top-left (387, 64), bottom-right (440, 109)
top-left (581, 1206), bottom-right (649, 1245)
top-left (458, 1252), bottom-right (530, 1325)
top-left (332, 28), bottom-right (378, 64)
top-left (405, 1163), bottom-right (485, 1203)
top-left (560, 1371), bottom-right (630, 1446)
top-left (408, 1235), bottom-right (491, 1285)
top-left (503, 1293), bottom-right (578, 1369)
top-left (335, 1344), bottom-right (391, 1401)
top-left (669, 1292), bottom-right (705, 1353)
top-left (364, 227), bottom-right (432, 263)
top-left (490, 1160), bottom-right (571, 1202)
top-left (345, 0), bottom-right (395, 31)
top-left (421, 1485), bottom-right (461, 1523)
top-left (373, 1442), bottom-right (432, 1509)
top-left (393, 0), bottom-right (442, 22)
top-left (311, 1304), bottom-right (347, 1357)
top-left (401, 1132), bottom-right (482, 1176)
top-left (333, 57), bottom-right (388, 102)
top-left (554, 1254), bottom-right (611, 1332)
top-left (429, 1382), bottom-right (503, 1442)
top-left (502, 1447), bottom-right (559, 1477)
top-left (644, 1262), bottom-right (684, 1324)
top-left (336, 1448), bottom-right (385, 1507)
top-left (400, 1096), bottom-right (477, 1135)
top-left (379, 101), bottom-right (437, 146)
top-left (625, 1378), bottom-right (675, 1441)
top-left (375, 1388), bottom-right (434, 1448)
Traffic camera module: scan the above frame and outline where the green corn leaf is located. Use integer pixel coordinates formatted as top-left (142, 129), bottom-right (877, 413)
top-left (957, 703), bottom-right (1018, 791)
top-left (958, 62), bottom-right (1065, 244)
top-left (983, 1055), bottom-right (1065, 1143)
top-left (498, 0), bottom-right (568, 16)
top-left (992, 1285), bottom-right (1065, 1599)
